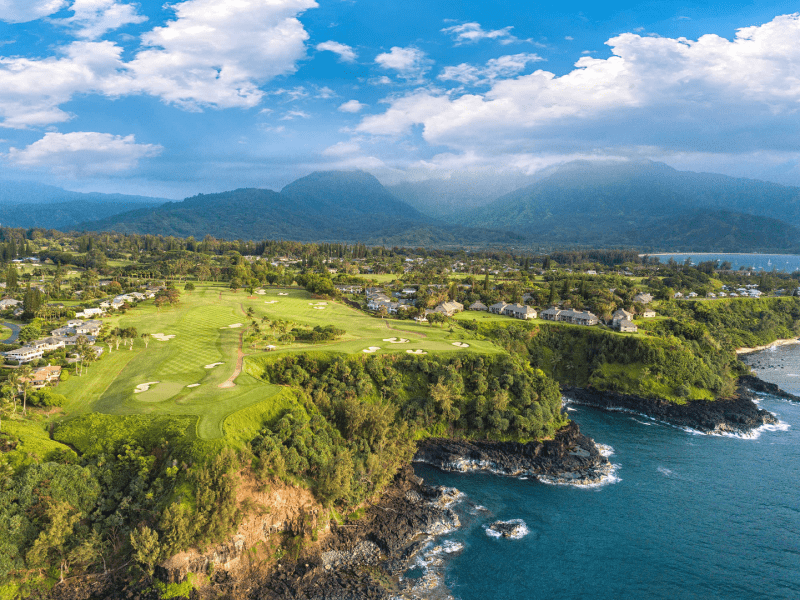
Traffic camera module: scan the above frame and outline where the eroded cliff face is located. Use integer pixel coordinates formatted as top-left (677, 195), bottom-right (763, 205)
top-left (157, 474), bottom-right (327, 585)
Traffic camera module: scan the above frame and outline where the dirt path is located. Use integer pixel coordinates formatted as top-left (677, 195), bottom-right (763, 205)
top-left (218, 331), bottom-right (244, 389)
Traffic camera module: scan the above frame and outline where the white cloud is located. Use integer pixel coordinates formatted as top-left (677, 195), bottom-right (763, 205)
top-left (565, 35), bottom-right (574, 41)
top-left (4, 131), bottom-right (162, 175)
top-left (0, 0), bottom-right (319, 127)
top-left (280, 109), bottom-right (309, 120)
top-left (316, 40), bottom-right (357, 62)
top-left (53, 0), bottom-right (147, 39)
top-left (322, 140), bottom-right (360, 156)
top-left (439, 53), bottom-right (545, 85)
top-left (359, 13), bottom-right (800, 160)
top-left (0, 0), bottom-right (68, 23)
top-left (375, 46), bottom-right (432, 81)
top-left (338, 99), bottom-right (366, 113)
top-left (0, 40), bottom-right (130, 128)
top-left (127, 0), bottom-right (317, 110)
top-left (441, 22), bottom-right (519, 45)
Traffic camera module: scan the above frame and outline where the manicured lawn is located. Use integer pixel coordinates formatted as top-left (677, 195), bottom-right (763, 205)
top-left (56, 284), bottom-right (503, 442)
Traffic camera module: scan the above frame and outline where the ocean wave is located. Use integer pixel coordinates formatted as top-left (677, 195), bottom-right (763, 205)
top-left (596, 443), bottom-right (615, 457)
top-left (679, 417), bottom-right (790, 440)
top-left (657, 466), bottom-right (674, 477)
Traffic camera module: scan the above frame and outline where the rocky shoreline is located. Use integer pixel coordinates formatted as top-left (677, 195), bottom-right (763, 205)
top-left (562, 385), bottom-right (778, 436)
top-left (738, 374), bottom-right (800, 403)
top-left (413, 421), bottom-right (613, 485)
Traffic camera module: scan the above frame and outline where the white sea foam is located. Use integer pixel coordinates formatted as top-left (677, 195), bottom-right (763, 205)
top-left (596, 443), bottom-right (615, 457)
top-left (657, 466), bottom-right (674, 477)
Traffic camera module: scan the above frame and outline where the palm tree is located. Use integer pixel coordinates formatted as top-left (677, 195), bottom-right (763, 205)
top-left (5, 371), bottom-right (20, 414)
top-left (141, 333), bottom-right (150, 349)
top-left (18, 364), bottom-right (32, 415)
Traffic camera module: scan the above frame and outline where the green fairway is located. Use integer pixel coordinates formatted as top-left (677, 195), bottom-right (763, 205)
top-left (55, 284), bottom-right (502, 441)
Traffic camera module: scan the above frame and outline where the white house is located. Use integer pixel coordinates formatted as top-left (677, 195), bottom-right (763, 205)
top-left (489, 302), bottom-right (509, 315)
top-left (617, 319), bottom-right (638, 333)
top-left (503, 304), bottom-right (537, 320)
top-left (4, 347), bottom-right (44, 364)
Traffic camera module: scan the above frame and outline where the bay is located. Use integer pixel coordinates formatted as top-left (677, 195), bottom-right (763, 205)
top-left (646, 252), bottom-right (800, 272)
top-left (413, 346), bottom-right (800, 599)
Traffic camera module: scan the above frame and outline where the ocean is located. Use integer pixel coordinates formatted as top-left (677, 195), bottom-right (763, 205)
top-left (646, 252), bottom-right (800, 273)
top-left (412, 345), bottom-right (800, 599)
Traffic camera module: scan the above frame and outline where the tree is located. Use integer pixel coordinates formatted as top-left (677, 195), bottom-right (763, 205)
top-left (74, 336), bottom-right (94, 376)
top-left (141, 333), bottom-right (150, 349)
top-left (377, 305), bottom-right (388, 319)
top-left (0, 383), bottom-right (13, 433)
top-left (130, 526), bottom-right (160, 578)
top-left (26, 500), bottom-right (80, 584)
top-left (5, 265), bottom-right (18, 291)
top-left (18, 364), bottom-right (32, 415)
top-left (184, 281), bottom-right (195, 292)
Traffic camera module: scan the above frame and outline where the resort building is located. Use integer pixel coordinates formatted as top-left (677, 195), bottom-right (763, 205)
top-left (503, 303), bottom-right (537, 320)
top-left (469, 301), bottom-right (488, 311)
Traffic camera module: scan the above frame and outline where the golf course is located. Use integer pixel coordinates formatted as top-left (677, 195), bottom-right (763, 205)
top-left (57, 284), bottom-right (500, 441)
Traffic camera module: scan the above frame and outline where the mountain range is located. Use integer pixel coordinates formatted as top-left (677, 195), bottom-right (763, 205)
top-left (3, 161), bottom-right (800, 251)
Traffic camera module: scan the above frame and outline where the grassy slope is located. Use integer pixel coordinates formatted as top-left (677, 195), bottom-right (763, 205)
top-left (56, 284), bottom-right (499, 443)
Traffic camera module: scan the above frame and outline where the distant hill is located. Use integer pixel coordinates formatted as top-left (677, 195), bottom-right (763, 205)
top-left (82, 170), bottom-right (523, 245)
top-left (387, 171), bottom-right (539, 219)
top-left (0, 180), bottom-right (167, 229)
top-left (451, 161), bottom-right (800, 252)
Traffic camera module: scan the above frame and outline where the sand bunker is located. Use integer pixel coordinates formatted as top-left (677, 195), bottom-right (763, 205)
top-left (383, 337), bottom-right (409, 344)
top-left (134, 381), bottom-right (159, 393)
top-left (313, 307), bottom-right (326, 310)
top-left (151, 333), bottom-right (175, 341)
top-left (264, 300), bottom-right (279, 304)
top-left (406, 349), bottom-right (428, 355)
top-left (362, 346), bottom-right (381, 353)
top-left (226, 323), bottom-right (242, 328)
top-left (187, 383), bottom-right (201, 388)
top-left (278, 292), bottom-right (289, 296)
top-left (255, 289), bottom-right (266, 295)
top-left (452, 342), bottom-right (470, 348)
top-left (205, 362), bottom-right (224, 369)
top-left (309, 302), bottom-right (328, 306)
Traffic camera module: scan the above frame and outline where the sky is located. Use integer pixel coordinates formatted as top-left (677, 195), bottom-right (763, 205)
top-left (1, 0), bottom-right (800, 199)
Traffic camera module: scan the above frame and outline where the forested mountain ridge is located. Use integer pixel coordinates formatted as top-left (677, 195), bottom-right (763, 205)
top-left (81, 170), bottom-right (524, 245)
top-left (451, 160), bottom-right (800, 250)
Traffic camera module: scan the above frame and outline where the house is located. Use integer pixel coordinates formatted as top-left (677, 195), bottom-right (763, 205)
top-left (687, 292), bottom-right (698, 298)
top-left (503, 304), bottom-right (537, 320)
top-left (642, 309), bottom-right (656, 318)
top-left (0, 298), bottom-right (22, 309)
top-left (4, 346), bottom-right (44, 364)
top-left (432, 301), bottom-right (464, 317)
top-left (707, 292), bottom-right (717, 298)
top-left (29, 337), bottom-right (66, 353)
top-left (469, 301), bottom-right (488, 311)
top-left (633, 293), bottom-right (653, 304)
top-left (673, 292), bottom-right (684, 299)
top-left (20, 365), bottom-right (62, 389)
top-left (611, 308), bottom-right (634, 326)
top-left (367, 296), bottom-right (392, 311)
top-left (75, 307), bottom-right (103, 318)
top-left (540, 307), bottom-right (562, 321)
top-left (489, 302), bottom-right (509, 315)
top-left (558, 309), bottom-right (600, 326)
top-left (616, 319), bottom-right (638, 333)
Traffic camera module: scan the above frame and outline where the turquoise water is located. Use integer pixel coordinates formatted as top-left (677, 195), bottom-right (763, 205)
top-left (414, 347), bottom-right (800, 599)
top-left (647, 252), bottom-right (800, 272)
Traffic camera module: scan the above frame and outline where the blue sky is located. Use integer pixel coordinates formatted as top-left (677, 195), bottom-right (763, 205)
top-left (1, 0), bottom-right (799, 198)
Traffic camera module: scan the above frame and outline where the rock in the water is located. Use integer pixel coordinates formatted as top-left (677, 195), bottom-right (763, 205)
top-left (485, 519), bottom-right (529, 539)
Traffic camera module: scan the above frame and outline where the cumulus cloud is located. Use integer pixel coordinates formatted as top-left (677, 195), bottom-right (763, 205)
top-left (322, 140), bottom-right (361, 155)
top-left (316, 40), bottom-right (357, 62)
top-left (439, 53), bottom-right (545, 85)
top-left (0, 40), bottom-right (130, 128)
top-left (4, 131), bottom-right (162, 175)
top-left (359, 13), bottom-right (800, 161)
top-left (53, 0), bottom-right (147, 39)
top-left (0, 0), bottom-right (318, 127)
top-left (338, 99), bottom-right (366, 113)
top-left (375, 46), bottom-right (432, 81)
top-left (441, 22), bottom-right (520, 45)
top-left (0, 0), bottom-right (68, 23)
